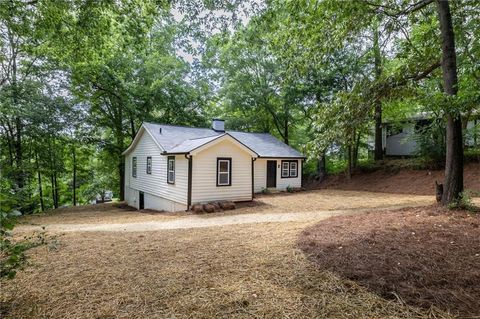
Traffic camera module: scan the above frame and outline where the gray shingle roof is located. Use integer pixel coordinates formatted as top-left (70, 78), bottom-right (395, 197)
top-left (143, 122), bottom-right (305, 158)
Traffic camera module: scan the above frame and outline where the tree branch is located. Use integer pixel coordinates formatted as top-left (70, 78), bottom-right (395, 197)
top-left (364, 0), bottom-right (434, 17)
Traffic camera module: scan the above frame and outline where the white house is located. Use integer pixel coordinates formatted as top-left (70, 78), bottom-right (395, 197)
top-left (122, 119), bottom-right (305, 212)
top-left (371, 115), bottom-right (479, 156)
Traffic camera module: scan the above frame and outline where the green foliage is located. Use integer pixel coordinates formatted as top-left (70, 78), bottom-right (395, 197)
top-left (1, 0), bottom-right (479, 213)
top-left (413, 119), bottom-right (447, 168)
top-left (286, 185), bottom-right (294, 193)
top-left (447, 190), bottom-right (478, 212)
top-left (0, 178), bottom-right (46, 279)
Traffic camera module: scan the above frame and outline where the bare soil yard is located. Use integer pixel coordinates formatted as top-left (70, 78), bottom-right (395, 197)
top-left (299, 205), bottom-right (480, 318)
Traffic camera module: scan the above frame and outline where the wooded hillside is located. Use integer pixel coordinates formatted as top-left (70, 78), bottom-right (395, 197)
top-left (1, 0), bottom-right (479, 214)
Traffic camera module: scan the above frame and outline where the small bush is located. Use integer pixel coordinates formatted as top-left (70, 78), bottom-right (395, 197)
top-left (447, 190), bottom-right (479, 212)
top-left (286, 185), bottom-right (294, 193)
top-left (261, 187), bottom-right (270, 194)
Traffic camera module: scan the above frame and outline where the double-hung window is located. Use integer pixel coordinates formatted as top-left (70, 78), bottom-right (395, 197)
top-left (132, 157), bottom-right (137, 177)
top-left (217, 158), bottom-right (231, 186)
top-left (281, 160), bottom-right (298, 178)
top-left (167, 156), bottom-right (175, 184)
top-left (146, 157), bottom-right (152, 174)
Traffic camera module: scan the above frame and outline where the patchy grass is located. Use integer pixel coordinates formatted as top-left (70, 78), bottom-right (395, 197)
top-left (299, 205), bottom-right (480, 317)
top-left (1, 222), bottom-right (451, 319)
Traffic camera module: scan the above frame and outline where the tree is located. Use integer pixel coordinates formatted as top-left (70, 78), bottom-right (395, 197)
top-left (436, 0), bottom-right (463, 204)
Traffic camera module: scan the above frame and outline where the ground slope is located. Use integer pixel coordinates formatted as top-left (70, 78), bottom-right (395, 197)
top-left (299, 205), bottom-right (480, 317)
top-left (315, 162), bottom-right (480, 196)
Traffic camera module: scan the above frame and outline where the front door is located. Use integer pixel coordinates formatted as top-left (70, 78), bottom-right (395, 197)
top-left (266, 160), bottom-right (277, 188)
top-left (139, 191), bottom-right (144, 209)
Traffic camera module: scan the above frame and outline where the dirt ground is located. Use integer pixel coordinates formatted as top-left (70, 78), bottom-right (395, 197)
top-left (0, 190), bottom-right (454, 319)
top-left (313, 162), bottom-right (480, 196)
top-left (299, 205), bottom-right (480, 318)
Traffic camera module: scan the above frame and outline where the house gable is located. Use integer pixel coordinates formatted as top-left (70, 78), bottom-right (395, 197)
top-left (122, 125), bottom-right (164, 156)
top-left (191, 138), bottom-right (253, 203)
top-left (189, 134), bottom-right (258, 157)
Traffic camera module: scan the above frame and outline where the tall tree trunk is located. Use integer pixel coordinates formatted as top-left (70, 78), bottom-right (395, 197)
top-left (119, 155), bottom-right (125, 201)
top-left (50, 173), bottom-right (56, 209)
top-left (436, 0), bottom-right (464, 205)
top-left (115, 117), bottom-right (126, 201)
top-left (54, 170), bottom-right (59, 209)
top-left (353, 132), bottom-right (361, 168)
top-left (347, 145), bottom-right (352, 180)
top-left (35, 150), bottom-right (45, 212)
top-left (283, 112), bottom-right (289, 145)
top-left (72, 145), bottom-right (77, 206)
top-left (373, 22), bottom-right (384, 161)
top-left (317, 151), bottom-right (327, 182)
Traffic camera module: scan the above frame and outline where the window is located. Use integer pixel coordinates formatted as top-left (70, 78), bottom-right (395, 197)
top-left (146, 157), bottom-right (152, 174)
top-left (167, 156), bottom-right (175, 184)
top-left (281, 160), bottom-right (298, 178)
top-left (132, 157), bottom-right (137, 177)
top-left (217, 158), bottom-right (231, 186)
top-left (282, 161), bottom-right (289, 177)
top-left (290, 161), bottom-right (297, 177)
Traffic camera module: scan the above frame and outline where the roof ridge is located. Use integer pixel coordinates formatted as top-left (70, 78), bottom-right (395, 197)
top-left (143, 121), bottom-right (272, 136)
top-left (144, 122), bottom-right (212, 130)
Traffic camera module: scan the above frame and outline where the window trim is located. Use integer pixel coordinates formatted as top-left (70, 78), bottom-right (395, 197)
top-left (216, 157), bottom-right (232, 186)
top-left (132, 157), bottom-right (137, 178)
top-left (281, 160), bottom-right (298, 178)
top-left (146, 156), bottom-right (152, 175)
top-left (167, 156), bottom-right (175, 184)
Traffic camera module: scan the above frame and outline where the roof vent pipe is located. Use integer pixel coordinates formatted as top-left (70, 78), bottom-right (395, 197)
top-left (212, 119), bottom-right (225, 132)
top-left (159, 127), bottom-right (162, 134)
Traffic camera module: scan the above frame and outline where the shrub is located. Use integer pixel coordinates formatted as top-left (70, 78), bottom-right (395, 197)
top-left (447, 190), bottom-right (479, 212)
top-left (0, 179), bottom-right (46, 280)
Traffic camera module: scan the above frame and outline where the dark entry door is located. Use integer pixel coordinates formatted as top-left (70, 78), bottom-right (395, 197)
top-left (139, 191), bottom-right (144, 209)
top-left (266, 160), bottom-right (277, 188)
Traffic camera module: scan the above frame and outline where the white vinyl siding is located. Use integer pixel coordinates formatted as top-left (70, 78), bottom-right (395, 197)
top-left (124, 131), bottom-right (188, 208)
top-left (254, 158), bottom-right (302, 192)
top-left (192, 139), bottom-right (251, 203)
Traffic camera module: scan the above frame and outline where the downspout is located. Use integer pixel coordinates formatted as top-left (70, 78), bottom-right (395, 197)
top-left (251, 157), bottom-right (257, 200)
top-left (185, 154), bottom-right (192, 211)
top-left (301, 159), bottom-right (305, 188)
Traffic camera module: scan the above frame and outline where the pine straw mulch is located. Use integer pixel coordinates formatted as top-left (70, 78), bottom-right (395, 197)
top-left (18, 202), bottom-right (181, 226)
top-left (17, 190), bottom-right (434, 228)
top-left (1, 221), bottom-right (452, 319)
top-left (299, 205), bottom-right (480, 318)
top-left (310, 162), bottom-right (480, 196)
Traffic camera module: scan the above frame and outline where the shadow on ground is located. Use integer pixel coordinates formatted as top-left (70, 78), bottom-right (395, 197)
top-left (298, 205), bottom-right (480, 317)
